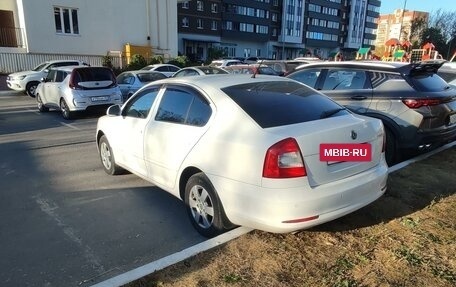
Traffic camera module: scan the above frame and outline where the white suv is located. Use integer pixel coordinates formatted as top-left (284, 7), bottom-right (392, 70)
top-left (35, 66), bottom-right (122, 119)
top-left (6, 59), bottom-right (87, 97)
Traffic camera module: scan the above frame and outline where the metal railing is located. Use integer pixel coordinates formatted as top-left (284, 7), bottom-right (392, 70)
top-left (0, 52), bottom-right (125, 74)
top-left (0, 27), bottom-right (25, 48)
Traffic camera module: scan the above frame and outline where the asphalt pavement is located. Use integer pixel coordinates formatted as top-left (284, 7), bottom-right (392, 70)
top-left (0, 93), bottom-right (207, 286)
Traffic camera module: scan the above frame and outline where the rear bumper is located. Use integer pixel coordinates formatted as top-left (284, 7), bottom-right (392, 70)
top-left (209, 161), bottom-right (388, 233)
top-left (416, 124), bottom-right (456, 148)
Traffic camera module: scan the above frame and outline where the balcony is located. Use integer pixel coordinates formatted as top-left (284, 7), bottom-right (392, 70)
top-left (0, 27), bottom-right (25, 48)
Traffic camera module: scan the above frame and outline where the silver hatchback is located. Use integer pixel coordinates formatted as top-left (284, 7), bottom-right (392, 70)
top-left (36, 66), bottom-right (123, 119)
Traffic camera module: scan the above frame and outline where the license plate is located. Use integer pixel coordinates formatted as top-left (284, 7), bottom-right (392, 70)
top-left (91, 96), bottom-right (109, 102)
top-left (450, 114), bottom-right (456, 125)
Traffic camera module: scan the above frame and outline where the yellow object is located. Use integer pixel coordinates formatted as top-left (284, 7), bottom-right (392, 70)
top-left (124, 43), bottom-right (153, 64)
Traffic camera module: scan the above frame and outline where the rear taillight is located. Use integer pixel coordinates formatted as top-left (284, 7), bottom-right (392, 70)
top-left (402, 99), bottom-right (442, 109)
top-left (68, 71), bottom-right (82, 90)
top-left (263, 138), bottom-right (307, 178)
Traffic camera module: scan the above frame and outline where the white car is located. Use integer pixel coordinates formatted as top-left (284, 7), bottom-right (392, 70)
top-left (209, 59), bottom-right (243, 67)
top-left (36, 66), bottom-right (123, 119)
top-left (6, 59), bottom-right (87, 97)
top-left (140, 64), bottom-right (181, 77)
top-left (117, 70), bottom-right (167, 101)
top-left (96, 75), bottom-right (388, 237)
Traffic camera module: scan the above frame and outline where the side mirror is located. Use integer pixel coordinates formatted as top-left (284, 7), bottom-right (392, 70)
top-left (106, 104), bottom-right (121, 116)
top-left (40, 77), bottom-right (47, 82)
top-left (43, 69), bottom-right (49, 74)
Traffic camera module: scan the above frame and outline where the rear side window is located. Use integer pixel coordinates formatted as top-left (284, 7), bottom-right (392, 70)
top-left (222, 81), bottom-right (349, 128)
top-left (408, 73), bottom-right (450, 92)
top-left (288, 69), bottom-right (321, 88)
top-left (321, 69), bottom-right (367, 90)
top-left (155, 87), bottom-right (211, 126)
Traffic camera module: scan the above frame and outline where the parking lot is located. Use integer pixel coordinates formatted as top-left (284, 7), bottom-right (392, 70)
top-left (0, 92), bottom-right (206, 286)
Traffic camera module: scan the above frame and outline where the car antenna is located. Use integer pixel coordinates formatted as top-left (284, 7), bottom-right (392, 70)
top-left (251, 59), bottom-right (264, 78)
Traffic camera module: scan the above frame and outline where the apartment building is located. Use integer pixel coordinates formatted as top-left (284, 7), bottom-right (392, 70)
top-left (177, 0), bottom-right (380, 61)
top-left (0, 0), bottom-right (180, 58)
top-left (375, 8), bottom-right (429, 47)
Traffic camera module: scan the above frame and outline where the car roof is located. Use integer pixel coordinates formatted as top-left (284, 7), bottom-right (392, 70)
top-left (120, 70), bottom-right (165, 75)
top-left (143, 74), bottom-right (294, 101)
top-left (44, 59), bottom-right (84, 64)
top-left (50, 66), bottom-right (109, 72)
top-left (144, 64), bottom-right (179, 68)
top-left (295, 60), bottom-right (409, 72)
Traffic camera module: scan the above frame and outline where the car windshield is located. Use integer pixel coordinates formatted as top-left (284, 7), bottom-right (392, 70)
top-left (409, 73), bottom-right (450, 92)
top-left (32, 62), bottom-right (49, 71)
top-left (222, 81), bottom-right (349, 128)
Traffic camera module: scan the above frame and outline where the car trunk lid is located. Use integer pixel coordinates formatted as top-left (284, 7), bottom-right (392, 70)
top-left (265, 115), bottom-right (384, 187)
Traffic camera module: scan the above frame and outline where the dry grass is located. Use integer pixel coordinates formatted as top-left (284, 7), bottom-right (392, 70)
top-left (127, 146), bottom-right (456, 287)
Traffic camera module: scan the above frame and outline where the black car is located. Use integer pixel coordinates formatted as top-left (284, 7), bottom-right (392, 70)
top-left (287, 60), bottom-right (456, 165)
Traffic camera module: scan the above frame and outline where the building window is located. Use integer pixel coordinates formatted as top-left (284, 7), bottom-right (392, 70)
top-left (211, 3), bottom-right (218, 13)
top-left (272, 13), bottom-right (278, 22)
top-left (197, 19), bottom-right (203, 29)
top-left (272, 28), bottom-right (277, 36)
top-left (182, 17), bottom-right (189, 28)
top-left (54, 6), bottom-right (79, 35)
top-left (211, 20), bottom-right (217, 30)
top-left (197, 1), bottom-right (204, 11)
top-left (182, 1), bottom-right (189, 9)
top-left (224, 21), bottom-right (233, 30)
top-left (273, 0), bottom-right (279, 6)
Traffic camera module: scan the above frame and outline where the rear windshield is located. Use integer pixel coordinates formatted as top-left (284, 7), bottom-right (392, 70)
top-left (409, 73), bottom-right (450, 92)
top-left (73, 67), bottom-right (115, 82)
top-left (221, 81), bottom-right (349, 128)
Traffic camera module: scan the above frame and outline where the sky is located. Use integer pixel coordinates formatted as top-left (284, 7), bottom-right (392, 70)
top-left (379, 0), bottom-right (456, 15)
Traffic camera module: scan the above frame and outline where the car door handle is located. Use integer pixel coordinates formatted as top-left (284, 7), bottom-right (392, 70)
top-left (351, 95), bottom-right (367, 100)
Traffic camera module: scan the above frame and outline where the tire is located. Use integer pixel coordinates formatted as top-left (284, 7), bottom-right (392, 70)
top-left (26, 81), bottom-right (39, 98)
top-left (385, 128), bottom-right (399, 166)
top-left (185, 173), bottom-right (232, 238)
top-left (36, 94), bottom-right (49, 112)
top-left (98, 135), bottom-right (123, 175)
top-left (60, 98), bottom-right (74, 120)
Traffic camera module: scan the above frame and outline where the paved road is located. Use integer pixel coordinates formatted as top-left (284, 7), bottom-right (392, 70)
top-left (0, 92), bottom-right (206, 286)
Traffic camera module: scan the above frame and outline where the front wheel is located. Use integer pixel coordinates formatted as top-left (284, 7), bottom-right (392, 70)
top-left (98, 135), bottom-right (123, 175)
top-left (185, 173), bottom-right (232, 238)
top-left (36, 94), bottom-right (49, 112)
top-left (26, 81), bottom-right (39, 98)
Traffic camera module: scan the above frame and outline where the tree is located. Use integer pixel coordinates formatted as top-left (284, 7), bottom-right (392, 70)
top-left (420, 27), bottom-right (447, 52)
top-left (409, 17), bottom-right (427, 48)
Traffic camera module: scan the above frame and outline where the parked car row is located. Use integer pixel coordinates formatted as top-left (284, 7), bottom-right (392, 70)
top-left (5, 57), bottom-right (456, 238)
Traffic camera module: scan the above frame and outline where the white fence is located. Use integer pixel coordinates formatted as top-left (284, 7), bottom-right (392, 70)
top-left (0, 52), bottom-right (124, 74)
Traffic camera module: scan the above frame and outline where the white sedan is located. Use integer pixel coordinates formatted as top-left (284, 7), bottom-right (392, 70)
top-left (96, 75), bottom-right (388, 237)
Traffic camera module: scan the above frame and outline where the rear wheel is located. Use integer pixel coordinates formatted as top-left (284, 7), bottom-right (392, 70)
top-left (60, 99), bottom-right (74, 120)
top-left (185, 173), bottom-right (231, 238)
top-left (26, 81), bottom-right (39, 98)
top-left (36, 94), bottom-right (49, 112)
